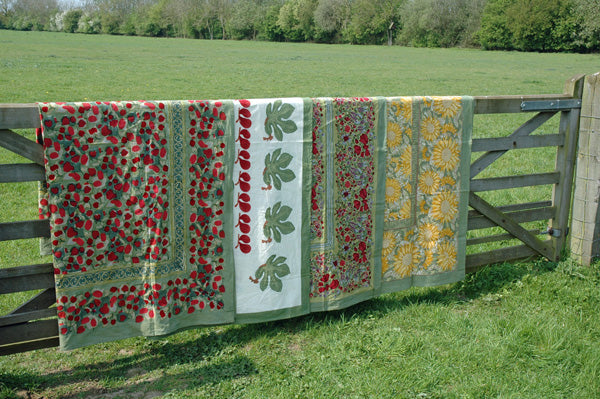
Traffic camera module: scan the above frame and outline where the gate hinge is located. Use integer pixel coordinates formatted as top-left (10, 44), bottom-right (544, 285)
top-left (521, 99), bottom-right (581, 112)
top-left (542, 227), bottom-right (569, 238)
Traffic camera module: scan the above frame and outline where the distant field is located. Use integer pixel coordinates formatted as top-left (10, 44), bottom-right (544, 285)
top-left (1, 30), bottom-right (600, 399)
top-left (1, 30), bottom-right (599, 102)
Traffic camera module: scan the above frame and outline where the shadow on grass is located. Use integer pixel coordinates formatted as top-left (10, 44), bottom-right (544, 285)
top-left (0, 258), bottom-right (559, 398)
top-left (2, 337), bottom-right (258, 398)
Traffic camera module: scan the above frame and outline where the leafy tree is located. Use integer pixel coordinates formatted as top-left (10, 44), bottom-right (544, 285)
top-left (0, 0), bottom-right (15, 28)
top-left (401, 0), bottom-right (485, 47)
top-left (475, 0), bottom-right (514, 49)
top-left (277, 0), bottom-right (318, 41)
top-left (62, 9), bottom-right (82, 33)
top-left (228, 0), bottom-right (260, 39)
top-left (259, 3), bottom-right (285, 41)
top-left (10, 0), bottom-right (58, 30)
top-left (506, 0), bottom-right (566, 51)
top-left (345, 0), bottom-right (384, 44)
top-left (574, 0), bottom-right (600, 50)
top-left (313, 0), bottom-right (351, 42)
top-left (77, 12), bottom-right (101, 34)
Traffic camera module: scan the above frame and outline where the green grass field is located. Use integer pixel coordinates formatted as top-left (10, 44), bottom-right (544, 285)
top-left (1, 30), bottom-right (600, 398)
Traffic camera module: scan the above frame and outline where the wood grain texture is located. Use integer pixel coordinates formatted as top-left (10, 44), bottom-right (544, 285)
top-left (0, 220), bottom-right (51, 242)
top-left (0, 319), bottom-right (58, 346)
top-left (0, 163), bottom-right (45, 183)
top-left (0, 104), bottom-right (41, 129)
top-left (570, 73), bottom-right (600, 265)
top-left (470, 112), bottom-right (556, 179)
top-left (469, 193), bottom-right (555, 260)
top-left (0, 337), bottom-right (59, 356)
top-left (466, 245), bottom-right (539, 272)
top-left (0, 129), bottom-right (44, 165)
top-left (471, 134), bottom-right (564, 152)
top-left (470, 172), bottom-right (560, 192)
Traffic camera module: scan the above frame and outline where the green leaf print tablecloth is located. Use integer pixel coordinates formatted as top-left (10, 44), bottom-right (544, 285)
top-left (38, 96), bottom-right (472, 350)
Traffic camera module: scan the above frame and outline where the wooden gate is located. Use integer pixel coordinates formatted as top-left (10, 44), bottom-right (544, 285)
top-left (0, 75), bottom-right (587, 355)
top-left (465, 75), bottom-right (584, 271)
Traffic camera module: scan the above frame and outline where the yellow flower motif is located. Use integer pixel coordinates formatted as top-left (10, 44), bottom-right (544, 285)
top-left (440, 176), bottom-right (456, 187)
top-left (433, 97), bottom-right (461, 119)
top-left (418, 222), bottom-right (441, 250)
top-left (404, 228), bottom-right (415, 241)
top-left (430, 191), bottom-right (458, 223)
top-left (387, 121), bottom-right (403, 148)
top-left (400, 146), bottom-right (412, 177)
top-left (423, 250), bottom-right (434, 269)
top-left (393, 98), bottom-right (412, 121)
top-left (419, 199), bottom-right (428, 213)
top-left (437, 240), bottom-right (457, 271)
top-left (393, 242), bottom-right (419, 278)
top-left (418, 170), bottom-right (440, 195)
top-left (421, 116), bottom-right (441, 141)
top-left (441, 227), bottom-right (455, 238)
top-left (432, 139), bottom-right (460, 172)
top-left (382, 255), bottom-right (390, 274)
top-left (385, 178), bottom-right (402, 204)
top-left (382, 230), bottom-right (396, 257)
top-left (399, 199), bottom-right (411, 220)
top-left (386, 211), bottom-right (400, 221)
top-left (442, 123), bottom-right (458, 136)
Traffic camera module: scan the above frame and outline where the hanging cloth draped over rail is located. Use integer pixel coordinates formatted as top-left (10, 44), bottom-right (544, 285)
top-left (38, 96), bottom-right (472, 350)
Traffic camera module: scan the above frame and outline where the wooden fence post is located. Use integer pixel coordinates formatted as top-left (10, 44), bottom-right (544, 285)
top-left (571, 72), bottom-right (600, 265)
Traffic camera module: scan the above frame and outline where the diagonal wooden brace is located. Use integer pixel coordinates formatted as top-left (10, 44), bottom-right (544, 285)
top-left (468, 192), bottom-right (556, 261)
top-left (0, 129), bottom-right (44, 166)
top-left (470, 111), bottom-right (556, 179)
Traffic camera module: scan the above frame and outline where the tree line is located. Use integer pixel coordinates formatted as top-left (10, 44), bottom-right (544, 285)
top-left (0, 0), bottom-right (598, 52)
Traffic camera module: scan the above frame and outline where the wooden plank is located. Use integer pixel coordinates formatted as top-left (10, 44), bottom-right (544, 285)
top-left (469, 192), bottom-right (555, 260)
top-left (471, 134), bottom-right (564, 152)
top-left (0, 308), bottom-right (56, 327)
top-left (551, 75), bottom-right (585, 261)
top-left (466, 245), bottom-right (539, 272)
top-left (9, 288), bottom-right (56, 315)
top-left (571, 72), bottom-right (600, 265)
top-left (468, 206), bottom-right (554, 230)
top-left (470, 172), bottom-right (560, 192)
top-left (0, 264), bottom-right (54, 295)
top-left (473, 94), bottom-right (572, 114)
top-left (0, 263), bottom-right (54, 279)
top-left (0, 129), bottom-right (44, 166)
top-left (0, 337), bottom-right (59, 356)
top-left (0, 104), bottom-right (41, 129)
top-left (0, 163), bottom-right (45, 183)
top-left (468, 200), bottom-right (551, 218)
top-left (467, 229), bottom-right (542, 246)
top-left (0, 319), bottom-right (58, 346)
top-left (470, 112), bottom-right (556, 179)
top-left (0, 220), bottom-right (51, 242)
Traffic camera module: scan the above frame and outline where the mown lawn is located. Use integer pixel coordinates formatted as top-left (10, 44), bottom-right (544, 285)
top-left (1, 30), bottom-right (599, 398)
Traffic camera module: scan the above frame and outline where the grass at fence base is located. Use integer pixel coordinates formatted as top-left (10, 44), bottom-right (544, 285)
top-left (1, 258), bottom-right (599, 398)
top-left (1, 30), bottom-right (600, 398)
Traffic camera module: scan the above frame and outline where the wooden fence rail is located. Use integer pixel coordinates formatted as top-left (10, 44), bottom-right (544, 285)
top-left (0, 76), bottom-right (589, 355)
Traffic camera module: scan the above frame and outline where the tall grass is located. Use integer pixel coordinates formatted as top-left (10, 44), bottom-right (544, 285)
top-left (1, 30), bottom-right (599, 398)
